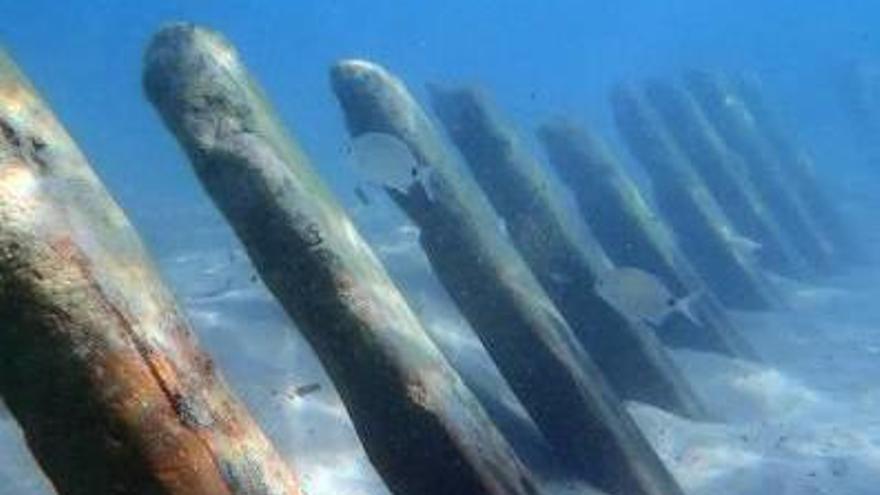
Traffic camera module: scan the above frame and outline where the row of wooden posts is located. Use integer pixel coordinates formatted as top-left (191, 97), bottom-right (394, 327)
top-left (0, 22), bottom-right (860, 495)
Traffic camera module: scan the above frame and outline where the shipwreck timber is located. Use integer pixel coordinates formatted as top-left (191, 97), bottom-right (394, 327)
top-left (611, 82), bottom-right (781, 310)
top-left (645, 79), bottom-right (812, 278)
top-left (685, 70), bottom-right (837, 272)
top-left (144, 23), bottom-right (544, 495)
top-left (537, 118), bottom-right (758, 360)
top-left (733, 73), bottom-right (864, 263)
top-left (333, 60), bottom-right (695, 495)
top-left (430, 85), bottom-right (753, 360)
top-left (0, 47), bottom-right (303, 495)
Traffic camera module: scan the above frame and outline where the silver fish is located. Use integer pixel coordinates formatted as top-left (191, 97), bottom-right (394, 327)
top-left (351, 132), bottom-right (436, 201)
top-left (721, 225), bottom-right (762, 262)
top-left (723, 95), bottom-right (757, 127)
top-left (595, 267), bottom-right (702, 327)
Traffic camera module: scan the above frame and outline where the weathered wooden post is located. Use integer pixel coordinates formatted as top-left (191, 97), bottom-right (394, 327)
top-left (332, 61), bottom-right (691, 495)
top-left (685, 70), bottom-right (837, 272)
top-left (0, 47), bottom-right (303, 495)
top-left (537, 118), bottom-right (758, 360)
top-left (733, 73), bottom-right (864, 263)
top-left (644, 79), bottom-right (812, 278)
top-left (611, 82), bottom-right (781, 310)
top-left (144, 24), bottom-right (544, 495)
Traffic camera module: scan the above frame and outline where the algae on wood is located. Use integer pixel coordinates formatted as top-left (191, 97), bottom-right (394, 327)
top-left (537, 118), bottom-right (758, 360)
top-left (612, 82), bottom-right (781, 310)
top-left (144, 24), bottom-right (543, 495)
top-left (0, 47), bottom-right (303, 495)
top-left (332, 62), bottom-right (695, 495)
top-left (685, 70), bottom-right (837, 272)
top-left (645, 79), bottom-right (812, 278)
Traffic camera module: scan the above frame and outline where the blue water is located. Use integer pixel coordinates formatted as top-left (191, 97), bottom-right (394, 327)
top-left (2, 3), bottom-right (880, 495)
top-left (3, 1), bottom-right (878, 221)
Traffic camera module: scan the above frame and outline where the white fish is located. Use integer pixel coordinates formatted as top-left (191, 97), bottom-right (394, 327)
top-left (723, 95), bottom-right (757, 127)
top-left (497, 219), bottom-right (510, 239)
top-left (548, 271), bottom-right (573, 285)
top-left (595, 267), bottom-right (702, 327)
top-left (351, 132), bottom-right (436, 201)
top-left (721, 225), bottom-right (762, 262)
top-left (730, 235), bottom-right (762, 256)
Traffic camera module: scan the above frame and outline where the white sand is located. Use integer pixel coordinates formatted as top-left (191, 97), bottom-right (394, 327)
top-left (1, 201), bottom-right (878, 495)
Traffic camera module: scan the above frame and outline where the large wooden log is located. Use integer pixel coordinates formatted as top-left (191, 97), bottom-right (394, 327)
top-left (644, 79), bottom-right (812, 278)
top-left (611, 82), bottom-right (781, 310)
top-left (685, 70), bottom-right (838, 272)
top-left (0, 47), bottom-right (303, 495)
top-left (537, 118), bottom-right (758, 360)
top-left (143, 24), bottom-right (543, 495)
top-left (732, 73), bottom-right (864, 263)
top-left (332, 62), bottom-right (691, 495)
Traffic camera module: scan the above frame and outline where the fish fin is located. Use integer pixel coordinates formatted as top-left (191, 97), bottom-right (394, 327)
top-left (416, 168), bottom-right (437, 202)
top-left (354, 185), bottom-right (372, 206)
top-left (675, 291), bottom-right (704, 327)
top-left (190, 278), bottom-right (234, 301)
top-left (549, 271), bottom-right (572, 285)
top-left (738, 237), bottom-right (762, 254)
top-left (642, 317), bottom-right (665, 331)
top-left (726, 231), bottom-right (762, 261)
top-left (497, 219), bottom-right (511, 239)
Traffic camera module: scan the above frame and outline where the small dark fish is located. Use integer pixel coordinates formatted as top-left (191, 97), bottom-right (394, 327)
top-left (293, 383), bottom-right (322, 397)
top-left (192, 278), bottom-right (233, 300)
top-left (354, 185), bottom-right (371, 206)
top-left (272, 382), bottom-right (323, 402)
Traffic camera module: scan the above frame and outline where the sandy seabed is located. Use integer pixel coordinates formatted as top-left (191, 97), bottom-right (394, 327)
top-left (1, 201), bottom-right (878, 495)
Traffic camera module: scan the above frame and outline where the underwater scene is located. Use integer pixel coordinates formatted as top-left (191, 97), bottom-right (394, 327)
top-left (1, 2), bottom-right (879, 494)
